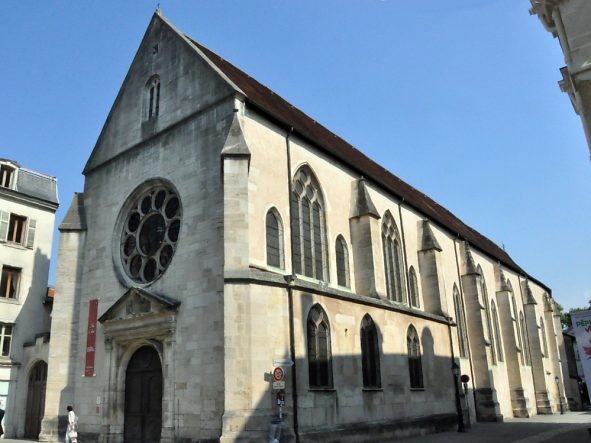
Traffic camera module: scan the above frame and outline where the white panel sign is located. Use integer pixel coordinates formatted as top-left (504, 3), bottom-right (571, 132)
top-left (273, 381), bottom-right (286, 390)
top-left (571, 309), bottom-right (591, 402)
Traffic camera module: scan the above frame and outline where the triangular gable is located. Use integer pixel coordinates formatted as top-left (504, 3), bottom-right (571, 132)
top-left (98, 287), bottom-right (180, 323)
top-left (83, 11), bottom-right (240, 175)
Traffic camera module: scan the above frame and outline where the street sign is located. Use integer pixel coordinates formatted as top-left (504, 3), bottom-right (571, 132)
top-left (273, 367), bottom-right (284, 382)
top-left (273, 358), bottom-right (294, 367)
top-left (273, 381), bottom-right (285, 390)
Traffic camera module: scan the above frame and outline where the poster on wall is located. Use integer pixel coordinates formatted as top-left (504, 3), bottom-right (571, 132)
top-left (571, 309), bottom-right (591, 401)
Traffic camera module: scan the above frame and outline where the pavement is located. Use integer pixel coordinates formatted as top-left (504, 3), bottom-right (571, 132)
top-left (395, 411), bottom-right (591, 442)
top-left (0, 412), bottom-right (589, 442)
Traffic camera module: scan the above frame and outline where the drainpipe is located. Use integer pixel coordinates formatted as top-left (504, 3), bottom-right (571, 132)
top-left (285, 127), bottom-right (300, 442)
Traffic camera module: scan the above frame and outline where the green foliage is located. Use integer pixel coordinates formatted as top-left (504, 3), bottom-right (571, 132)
top-left (561, 305), bottom-right (590, 329)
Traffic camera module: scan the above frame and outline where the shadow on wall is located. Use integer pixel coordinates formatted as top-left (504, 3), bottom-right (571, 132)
top-left (6, 247), bottom-right (51, 438)
top-left (224, 291), bottom-right (467, 443)
top-left (238, 352), bottom-right (464, 443)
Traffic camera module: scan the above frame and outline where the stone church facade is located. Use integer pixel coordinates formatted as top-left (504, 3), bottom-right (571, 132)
top-left (38, 11), bottom-right (568, 443)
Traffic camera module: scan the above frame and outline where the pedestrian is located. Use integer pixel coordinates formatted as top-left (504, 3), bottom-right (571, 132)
top-left (0, 405), bottom-right (4, 437)
top-left (65, 405), bottom-right (78, 443)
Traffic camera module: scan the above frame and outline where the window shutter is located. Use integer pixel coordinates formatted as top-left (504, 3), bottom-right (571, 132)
top-left (26, 219), bottom-right (36, 249)
top-left (0, 211), bottom-right (9, 242)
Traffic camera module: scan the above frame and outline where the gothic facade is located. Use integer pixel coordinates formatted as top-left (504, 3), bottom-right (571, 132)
top-left (37, 12), bottom-right (568, 442)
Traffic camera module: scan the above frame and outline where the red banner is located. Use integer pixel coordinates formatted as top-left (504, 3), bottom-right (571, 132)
top-left (84, 299), bottom-right (99, 377)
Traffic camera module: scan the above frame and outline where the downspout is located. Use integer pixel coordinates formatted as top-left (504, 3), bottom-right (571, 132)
top-left (285, 127), bottom-right (300, 442)
top-left (453, 237), bottom-right (477, 417)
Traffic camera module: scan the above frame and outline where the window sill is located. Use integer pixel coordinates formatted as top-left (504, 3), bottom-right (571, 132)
top-left (2, 241), bottom-right (27, 250)
top-left (362, 387), bottom-right (383, 392)
top-left (0, 355), bottom-right (13, 362)
top-left (410, 388), bottom-right (425, 392)
top-left (308, 387), bottom-right (336, 393)
top-left (0, 297), bottom-right (20, 305)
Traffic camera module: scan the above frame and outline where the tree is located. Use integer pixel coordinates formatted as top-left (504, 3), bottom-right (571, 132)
top-left (559, 304), bottom-right (590, 329)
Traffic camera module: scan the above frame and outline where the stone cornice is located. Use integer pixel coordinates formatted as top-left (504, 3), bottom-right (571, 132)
top-left (0, 186), bottom-right (59, 212)
top-left (225, 267), bottom-right (450, 325)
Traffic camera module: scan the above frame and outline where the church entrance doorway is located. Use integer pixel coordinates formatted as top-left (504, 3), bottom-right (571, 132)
top-left (124, 346), bottom-right (163, 443)
top-left (24, 360), bottom-right (47, 438)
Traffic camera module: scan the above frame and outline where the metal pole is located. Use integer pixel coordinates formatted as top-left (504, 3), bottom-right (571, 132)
top-left (462, 381), bottom-right (471, 428)
top-left (556, 377), bottom-right (565, 414)
top-left (452, 364), bottom-right (466, 432)
top-left (446, 317), bottom-right (465, 432)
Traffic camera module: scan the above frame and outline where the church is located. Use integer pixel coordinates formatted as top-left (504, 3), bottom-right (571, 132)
top-left (36, 11), bottom-right (568, 442)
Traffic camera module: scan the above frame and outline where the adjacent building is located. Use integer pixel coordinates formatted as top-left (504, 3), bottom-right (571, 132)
top-left (0, 158), bottom-right (58, 437)
top-left (562, 328), bottom-right (589, 410)
top-left (37, 12), bottom-right (568, 443)
top-left (530, 0), bottom-right (591, 158)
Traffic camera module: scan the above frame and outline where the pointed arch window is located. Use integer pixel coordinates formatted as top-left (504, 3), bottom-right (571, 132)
top-left (408, 266), bottom-right (420, 308)
top-left (335, 236), bottom-right (350, 288)
top-left (519, 312), bottom-right (531, 366)
top-left (292, 167), bottom-right (328, 281)
top-left (513, 295), bottom-right (525, 364)
top-left (491, 301), bottom-right (504, 362)
top-left (453, 285), bottom-right (468, 358)
top-left (307, 304), bottom-right (333, 388)
top-left (360, 315), bottom-right (381, 388)
top-left (382, 212), bottom-right (405, 303)
top-left (407, 325), bottom-right (423, 389)
top-left (540, 317), bottom-right (549, 357)
top-left (145, 75), bottom-right (161, 120)
top-left (266, 208), bottom-right (284, 269)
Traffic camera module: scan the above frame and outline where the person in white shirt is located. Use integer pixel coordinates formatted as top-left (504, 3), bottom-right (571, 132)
top-left (65, 405), bottom-right (78, 443)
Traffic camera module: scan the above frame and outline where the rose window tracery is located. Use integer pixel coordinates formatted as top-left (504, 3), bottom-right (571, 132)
top-left (120, 185), bottom-right (181, 284)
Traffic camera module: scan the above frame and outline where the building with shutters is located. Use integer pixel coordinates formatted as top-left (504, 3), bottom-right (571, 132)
top-left (38, 11), bottom-right (569, 443)
top-left (0, 158), bottom-right (58, 438)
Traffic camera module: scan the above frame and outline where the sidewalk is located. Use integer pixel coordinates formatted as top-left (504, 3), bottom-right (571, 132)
top-left (396, 411), bottom-right (591, 442)
top-left (0, 412), bottom-right (589, 442)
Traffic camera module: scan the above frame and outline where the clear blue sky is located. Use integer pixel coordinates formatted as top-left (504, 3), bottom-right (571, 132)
top-left (1, 0), bottom-right (588, 311)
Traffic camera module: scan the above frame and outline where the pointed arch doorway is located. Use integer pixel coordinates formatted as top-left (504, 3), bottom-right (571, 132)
top-left (24, 360), bottom-right (47, 438)
top-left (124, 346), bottom-right (163, 443)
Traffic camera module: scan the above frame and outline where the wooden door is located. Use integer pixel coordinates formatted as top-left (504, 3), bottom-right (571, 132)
top-left (24, 360), bottom-right (47, 438)
top-left (124, 346), bottom-right (162, 443)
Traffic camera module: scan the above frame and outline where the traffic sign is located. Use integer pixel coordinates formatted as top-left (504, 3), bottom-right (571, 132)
top-left (273, 381), bottom-right (285, 390)
top-left (273, 367), bottom-right (284, 382)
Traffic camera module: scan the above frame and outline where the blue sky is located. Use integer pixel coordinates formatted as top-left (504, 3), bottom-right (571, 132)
top-left (1, 0), bottom-right (589, 311)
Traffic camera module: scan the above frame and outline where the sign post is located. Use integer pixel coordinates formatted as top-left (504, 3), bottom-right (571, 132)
top-left (272, 367), bottom-right (286, 420)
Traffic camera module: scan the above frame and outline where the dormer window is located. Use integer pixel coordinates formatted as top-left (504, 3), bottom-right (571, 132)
top-left (0, 164), bottom-right (16, 189)
top-left (145, 75), bottom-right (161, 120)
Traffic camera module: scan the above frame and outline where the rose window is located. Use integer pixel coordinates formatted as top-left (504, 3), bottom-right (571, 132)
top-left (120, 185), bottom-right (182, 283)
